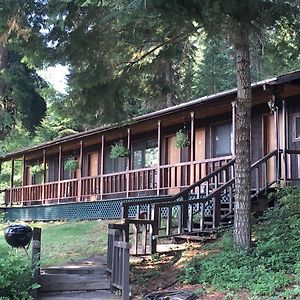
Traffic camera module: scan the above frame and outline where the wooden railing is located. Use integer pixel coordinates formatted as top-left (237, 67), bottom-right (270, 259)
top-left (122, 150), bottom-right (280, 255)
top-left (107, 223), bottom-right (130, 300)
top-left (4, 156), bottom-right (232, 206)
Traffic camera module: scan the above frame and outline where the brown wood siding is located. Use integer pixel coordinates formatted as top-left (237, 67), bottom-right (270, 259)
top-left (287, 96), bottom-right (300, 181)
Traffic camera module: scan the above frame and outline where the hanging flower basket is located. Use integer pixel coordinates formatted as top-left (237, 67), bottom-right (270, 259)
top-left (31, 164), bottom-right (44, 175)
top-left (175, 129), bottom-right (190, 148)
top-left (110, 140), bottom-right (130, 159)
top-left (64, 156), bottom-right (79, 172)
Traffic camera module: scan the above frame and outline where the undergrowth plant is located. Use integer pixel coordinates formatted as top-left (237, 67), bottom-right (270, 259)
top-left (183, 187), bottom-right (300, 297)
top-left (0, 245), bottom-right (34, 300)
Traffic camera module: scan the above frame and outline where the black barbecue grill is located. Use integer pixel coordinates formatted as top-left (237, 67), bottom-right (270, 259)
top-left (4, 224), bottom-right (33, 248)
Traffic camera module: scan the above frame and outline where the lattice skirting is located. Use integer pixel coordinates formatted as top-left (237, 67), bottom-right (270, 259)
top-left (3, 195), bottom-right (172, 221)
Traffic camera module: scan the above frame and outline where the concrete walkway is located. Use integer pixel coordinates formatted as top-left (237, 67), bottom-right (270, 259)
top-left (38, 256), bottom-right (121, 300)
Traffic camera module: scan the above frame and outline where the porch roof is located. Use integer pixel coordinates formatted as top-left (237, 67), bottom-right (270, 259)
top-left (2, 70), bottom-right (300, 161)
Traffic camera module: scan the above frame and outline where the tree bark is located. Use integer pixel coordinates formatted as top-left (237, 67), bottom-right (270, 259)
top-left (164, 58), bottom-right (174, 108)
top-left (233, 33), bottom-right (252, 252)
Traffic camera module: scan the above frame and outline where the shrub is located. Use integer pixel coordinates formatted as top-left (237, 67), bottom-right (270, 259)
top-left (0, 245), bottom-right (33, 299)
top-left (183, 187), bottom-right (300, 296)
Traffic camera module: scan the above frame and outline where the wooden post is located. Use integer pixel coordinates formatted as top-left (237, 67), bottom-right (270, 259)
top-left (77, 140), bottom-right (83, 202)
top-left (31, 227), bottom-right (41, 300)
top-left (282, 98), bottom-right (287, 183)
top-left (10, 159), bottom-right (14, 188)
top-left (126, 128), bottom-right (131, 198)
top-left (231, 101), bottom-right (236, 156)
top-left (157, 120), bottom-right (161, 195)
top-left (57, 146), bottom-right (62, 203)
top-left (190, 112), bottom-right (195, 185)
top-left (22, 156), bottom-right (26, 206)
top-left (274, 105), bottom-right (280, 183)
top-left (100, 135), bottom-right (105, 200)
top-left (9, 159), bottom-right (14, 206)
top-left (42, 150), bottom-right (46, 204)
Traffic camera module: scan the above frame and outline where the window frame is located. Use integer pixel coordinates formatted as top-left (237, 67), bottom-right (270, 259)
top-left (293, 113), bottom-right (300, 142)
top-left (210, 120), bottom-right (233, 158)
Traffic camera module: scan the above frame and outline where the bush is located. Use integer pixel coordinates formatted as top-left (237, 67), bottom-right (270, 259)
top-left (0, 245), bottom-right (33, 300)
top-left (183, 187), bottom-right (300, 296)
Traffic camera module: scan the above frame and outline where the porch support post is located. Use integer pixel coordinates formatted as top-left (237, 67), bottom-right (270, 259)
top-left (282, 98), bottom-right (287, 183)
top-left (126, 128), bottom-right (131, 198)
top-left (190, 112), bottom-right (195, 184)
top-left (57, 146), bottom-right (62, 203)
top-left (10, 159), bottom-right (14, 188)
top-left (157, 120), bottom-right (161, 195)
top-left (100, 135), bottom-right (105, 200)
top-left (77, 140), bottom-right (83, 202)
top-left (231, 101), bottom-right (236, 156)
top-left (274, 103), bottom-right (280, 183)
top-left (42, 150), bottom-right (46, 204)
top-left (21, 155), bottom-right (26, 206)
top-left (9, 159), bottom-right (14, 206)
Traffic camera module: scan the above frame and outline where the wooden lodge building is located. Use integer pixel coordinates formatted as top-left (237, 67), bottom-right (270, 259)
top-left (2, 70), bottom-right (300, 222)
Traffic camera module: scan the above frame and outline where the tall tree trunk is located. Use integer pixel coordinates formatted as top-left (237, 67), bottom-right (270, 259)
top-left (0, 43), bottom-right (12, 139)
top-left (0, 43), bottom-right (8, 95)
top-left (164, 58), bottom-right (174, 108)
top-left (233, 33), bottom-right (252, 251)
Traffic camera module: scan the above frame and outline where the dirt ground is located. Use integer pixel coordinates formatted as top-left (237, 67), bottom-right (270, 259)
top-left (130, 242), bottom-right (250, 300)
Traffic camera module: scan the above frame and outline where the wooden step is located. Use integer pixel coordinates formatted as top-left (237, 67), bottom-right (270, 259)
top-left (38, 290), bottom-right (121, 300)
top-left (174, 234), bottom-right (217, 243)
top-left (39, 274), bottom-right (110, 292)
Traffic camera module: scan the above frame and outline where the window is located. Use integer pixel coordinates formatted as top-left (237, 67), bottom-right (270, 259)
top-left (295, 116), bottom-right (300, 140)
top-left (212, 122), bottom-right (232, 157)
top-left (132, 139), bottom-right (158, 169)
top-left (104, 148), bottom-right (126, 174)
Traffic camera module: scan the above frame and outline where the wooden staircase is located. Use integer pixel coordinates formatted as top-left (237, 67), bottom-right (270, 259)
top-left (115, 150), bottom-right (279, 255)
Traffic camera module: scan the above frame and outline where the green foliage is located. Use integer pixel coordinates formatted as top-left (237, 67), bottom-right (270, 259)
top-left (110, 140), bottom-right (130, 159)
top-left (175, 129), bottom-right (189, 148)
top-left (0, 245), bottom-right (33, 300)
top-left (183, 188), bottom-right (300, 296)
top-left (64, 157), bottom-right (79, 172)
top-left (30, 164), bottom-right (44, 175)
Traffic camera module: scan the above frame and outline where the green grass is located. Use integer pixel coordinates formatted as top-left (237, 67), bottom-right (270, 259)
top-left (182, 187), bottom-right (300, 298)
top-left (0, 220), bottom-right (112, 267)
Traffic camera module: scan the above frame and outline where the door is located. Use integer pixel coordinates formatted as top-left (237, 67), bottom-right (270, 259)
top-left (165, 135), bottom-right (191, 194)
top-left (195, 127), bottom-right (206, 181)
top-left (165, 135), bottom-right (181, 194)
top-left (262, 113), bottom-right (276, 184)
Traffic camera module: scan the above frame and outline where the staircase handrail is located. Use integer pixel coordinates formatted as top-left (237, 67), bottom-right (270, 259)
top-left (122, 158), bottom-right (235, 213)
top-left (250, 149), bottom-right (278, 168)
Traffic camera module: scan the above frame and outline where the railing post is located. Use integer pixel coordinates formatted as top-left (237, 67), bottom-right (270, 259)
top-left (57, 146), bottom-right (62, 203)
top-left (42, 150), bottom-right (46, 204)
top-left (150, 205), bottom-right (158, 254)
top-left (157, 120), bottom-right (161, 195)
top-left (126, 128), bottom-right (131, 198)
top-left (190, 112), bottom-right (195, 185)
top-left (100, 135), bottom-right (105, 200)
top-left (31, 227), bottom-right (41, 300)
top-left (181, 192), bottom-right (189, 230)
top-left (77, 140), bottom-right (83, 202)
top-left (213, 192), bottom-right (221, 228)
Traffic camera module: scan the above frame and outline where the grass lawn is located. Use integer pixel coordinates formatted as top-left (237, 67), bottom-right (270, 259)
top-left (0, 220), bottom-right (112, 267)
